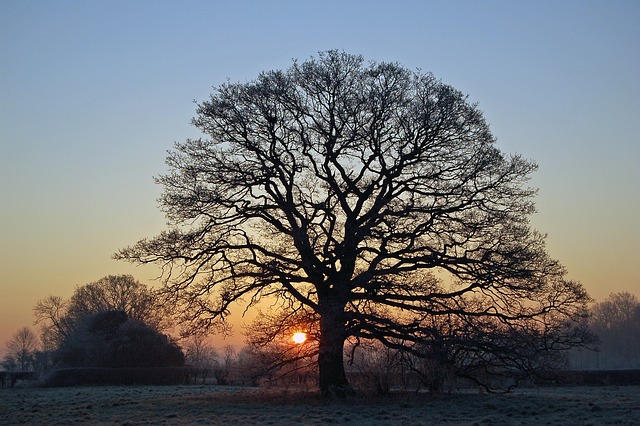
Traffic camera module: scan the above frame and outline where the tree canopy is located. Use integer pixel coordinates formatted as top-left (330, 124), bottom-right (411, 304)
top-left (34, 275), bottom-right (167, 348)
top-left (587, 292), bottom-right (640, 369)
top-left (117, 51), bottom-right (591, 396)
top-left (4, 327), bottom-right (38, 372)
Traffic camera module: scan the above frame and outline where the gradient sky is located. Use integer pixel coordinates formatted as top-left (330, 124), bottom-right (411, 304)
top-left (1, 0), bottom-right (638, 352)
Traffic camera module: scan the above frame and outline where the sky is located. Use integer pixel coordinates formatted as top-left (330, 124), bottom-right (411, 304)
top-left (1, 0), bottom-right (639, 351)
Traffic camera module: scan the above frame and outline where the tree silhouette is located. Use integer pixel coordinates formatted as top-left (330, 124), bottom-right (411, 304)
top-left (5, 327), bottom-right (38, 371)
top-left (589, 292), bottom-right (640, 368)
top-left (65, 275), bottom-right (166, 331)
top-left (117, 51), bottom-right (591, 397)
top-left (55, 310), bottom-right (184, 369)
top-left (34, 275), bottom-right (168, 349)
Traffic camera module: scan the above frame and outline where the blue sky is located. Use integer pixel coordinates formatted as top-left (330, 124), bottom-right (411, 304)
top-left (1, 0), bottom-right (638, 347)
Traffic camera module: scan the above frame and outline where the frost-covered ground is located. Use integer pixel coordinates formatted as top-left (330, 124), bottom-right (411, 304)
top-left (1, 384), bottom-right (639, 425)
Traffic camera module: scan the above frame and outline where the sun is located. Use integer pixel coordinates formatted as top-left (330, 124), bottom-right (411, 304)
top-left (292, 332), bottom-right (307, 344)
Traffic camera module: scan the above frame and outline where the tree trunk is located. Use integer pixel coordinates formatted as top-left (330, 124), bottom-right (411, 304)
top-left (317, 304), bottom-right (355, 398)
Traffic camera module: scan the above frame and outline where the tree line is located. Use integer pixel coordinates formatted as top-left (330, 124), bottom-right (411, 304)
top-left (2, 275), bottom-right (183, 382)
top-left (570, 292), bottom-right (640, 370)
top-left (3, 271), bottom-right (637, 390)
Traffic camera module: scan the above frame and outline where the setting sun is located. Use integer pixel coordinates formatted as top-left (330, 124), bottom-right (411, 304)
top-left (292, 332), bottom-right (307, 344)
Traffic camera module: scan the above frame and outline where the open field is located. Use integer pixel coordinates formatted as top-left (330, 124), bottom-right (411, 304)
top-left (2, 384), bottom-right (640, 425)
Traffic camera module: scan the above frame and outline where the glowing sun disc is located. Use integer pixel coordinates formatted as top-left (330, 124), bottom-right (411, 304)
top-left (292, 332), bottom-right (307, 344)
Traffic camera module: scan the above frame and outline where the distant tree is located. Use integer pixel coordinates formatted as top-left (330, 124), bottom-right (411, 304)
top-left (34, 275), bottom-right (169, 350)
top-left (66, 275), bottom-right (167, 331)
top-left (2, 354), bottom-right (17, 372)
top-left (591, 292), bottom-right (639, 329)
top-left (588, 292), bottom-right (640, 369)
top-left (34, 295), bottom-right (72, 348)
top-left (348, 339), bottom-right (404, 394)
top-left (117, 51), bottom-right (592, 397)
top-left (212, 345), bottom-right (237, 385)
top-left (235, 346), bottom-right (266, 386)
top-left (183, 334), bottom-right (218, 383)
top-left (5, 327), bottom-right (38, 371)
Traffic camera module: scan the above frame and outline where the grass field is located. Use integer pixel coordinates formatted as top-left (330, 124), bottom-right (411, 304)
top-left (2, 384), bottom-right (639, 425)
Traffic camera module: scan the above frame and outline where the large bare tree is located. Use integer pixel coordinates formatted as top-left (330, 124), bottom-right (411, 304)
top-left (117, 51), bottom-right (590, 397)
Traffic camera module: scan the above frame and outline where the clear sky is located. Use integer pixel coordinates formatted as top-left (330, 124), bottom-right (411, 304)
top-left (1, 0), bottom-right (638, 351)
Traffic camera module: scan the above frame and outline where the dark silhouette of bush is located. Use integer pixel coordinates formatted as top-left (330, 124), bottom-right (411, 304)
top-left (109, 319), bottom-right (184, 368)
top-left (534, 369), bottom-right (640, 386)
top-left (54, 310), bottom-right (184, 369)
